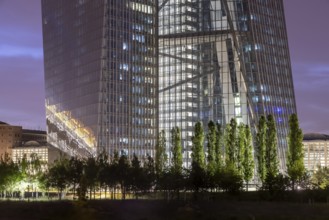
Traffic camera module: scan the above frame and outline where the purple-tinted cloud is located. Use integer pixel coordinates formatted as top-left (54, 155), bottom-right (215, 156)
top-left (0, 44), bottom-right (43, 59)
top-left (292, 62), bottom-right (329, 134)
top-left (285, 0), bottom-right (329, 135)
top-left (0, 0), bottom-right (45, 129)
top-left (0, 55), bottom-right (45, 129)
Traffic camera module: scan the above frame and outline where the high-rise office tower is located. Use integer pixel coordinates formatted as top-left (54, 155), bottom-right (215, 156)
top-left (158, 0), bottom-right (296, 169)
top-left (42, 1), bottom-right (158, 158)
top-left (42, 0), bottom-right (296, 170)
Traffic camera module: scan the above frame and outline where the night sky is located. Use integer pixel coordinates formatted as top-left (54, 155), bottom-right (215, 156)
top-left (0, 0), bottom-right (328, 134)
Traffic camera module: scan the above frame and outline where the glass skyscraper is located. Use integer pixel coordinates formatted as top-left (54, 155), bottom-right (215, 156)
top-left (42, 0), bottom-right (158, 158)
top-left (158, 0), bottom-right (296, 169)
top-left (42, 0), bottom-right (296, 170)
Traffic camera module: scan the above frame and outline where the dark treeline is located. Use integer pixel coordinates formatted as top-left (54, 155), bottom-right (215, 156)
top-left (1, 114), bottom-right (328, 201)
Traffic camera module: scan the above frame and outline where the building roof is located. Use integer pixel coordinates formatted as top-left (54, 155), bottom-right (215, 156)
top-left (303, 133), bottom-right (329, 141)
top-left (0, 121), bottom-right (9, 125)
top-left (22, 129), bottom-right (46, 135)
top-left (13, 140), bottom-right (48, 149)
top-left (24, 140), bottom-right (41, 146)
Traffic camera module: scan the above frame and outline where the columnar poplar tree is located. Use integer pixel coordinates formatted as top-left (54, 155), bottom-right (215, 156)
top-left (256, 115), bottom-right (267, 183)
top-left (171, 127), bottom-right (183, 174)
top-left (207, 121), bottom-right (217, 176)
top-left (242, 125), bottom-right (254, 191)
top-left (191, 121), bottom-right (206, 192)
top-left (215, 123), bottom-right (224, 169)
top-left (191, 122), bottom-right (205, 169)
top-left (287, 113), bottom-right (305, 190)
top-left (266, 115), bottom-right (279, 177)
top-left (155, 130), bottom-right (167, 174)
top-left (237, 124), bottom-right (246, 175)
top-left (224, 118), bottom-right (238, 168)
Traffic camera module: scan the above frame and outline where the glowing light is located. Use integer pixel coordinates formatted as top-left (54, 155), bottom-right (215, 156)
top-left (129, 2), bottom-right (153, 14)
top-left (46, 105), bottom-right (96, 152)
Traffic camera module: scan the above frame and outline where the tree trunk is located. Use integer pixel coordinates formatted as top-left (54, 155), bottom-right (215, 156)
top-left (47, 188), bottom-right (50, 200)
top-left (58, 189), bottom-right (62, 200)
top-left (73, 183), bottom-right (76, 198)
top-left (122, 186), bottom-right (126, 200)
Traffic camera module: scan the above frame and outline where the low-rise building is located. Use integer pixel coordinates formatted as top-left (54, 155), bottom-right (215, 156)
top-left (303, 133), bottom-right (329, 171)
top-left (12, 140), bottom-right (62, 166)
top-left (0, 121), bottom-right (22, 157)
top-left (0, 121), bottom-right (63, 165)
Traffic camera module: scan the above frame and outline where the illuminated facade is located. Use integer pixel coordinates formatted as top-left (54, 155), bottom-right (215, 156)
top-left (12, 141), bottom-right (48, 164)
top-left (158, 0), bottom-right (296, 168)
top-left (42, 0), bottom-right (158, 158)
top-left (303, 133), bottom-right (329, 172)
top-left (12, 140), bottom-right (63, 169)
top-left (42, 0), bottom-right (296, 167)
top-left (0, 121), bottom-right (22, 156)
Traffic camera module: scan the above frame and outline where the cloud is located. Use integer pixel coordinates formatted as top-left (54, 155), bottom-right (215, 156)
top-left (293, 62), bottom-right (329, 87)
top-left (0, 108), bottom-right (45, 130)
top-left (0, 44), bottom-right (43, 59)
top-left (292, 62), bottom-right (329, 134)
top-left (0, 29), bottom-right (42, 48)
top-left (0, 1), bottom-right (45, 129)
top-left (0, 56), bottom-right (45, 129)
top-left (310, 65), bottom-right (329, 74)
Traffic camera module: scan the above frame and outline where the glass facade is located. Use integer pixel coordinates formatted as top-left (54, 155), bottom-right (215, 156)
top-left (42, 0), bottom-right (158, 158)
top-left (42, 0), bottom-right (296, 170)
top-left (158, 0), bottom-right (296, 169)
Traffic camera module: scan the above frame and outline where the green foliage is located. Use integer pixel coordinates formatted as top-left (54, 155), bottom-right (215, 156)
top-left (0, 116), bottom-right (307, 200)
top-left (117, 154), bottom-right (130, 199)
top-left (129, 154), bottom-right (143, 196)
top-left (260, 173), bottom-right (290, 200)
top-left (29, 153), bottom-right (43, 177)
top-left (266, 115), bottom-right (279, 177)
top-left (47, 157), bottom-right (70, 200)
top-left (155, 130), bottom-right (168, 174)
top-left (224, 118), bottom-right (238, 169)
top-left (242, 125), bottom-right (254, 190)
top-left (105, 152), bottom-right (120, 198)
top-left (237, 124), bottom-right (245, 175)
top-left (311, 166), bottom-right (329, 189)
top-left (143, 154), bottom-right (156, 191)
top-left (217, 164), bottom-right (243, 194)
top-left (287, 113), bottom-right (305, 190)
top-left (97, 151), bottom-right (110, 198)
top-left (256, 115), bottom-right (267, 183)
top-left (129, 154), bottom-right (156, 196)
top-left (190, 161), bottom-right (207, 193)
top-left (191, 122), bottom-right (205, 169)
top-left (171, 127), bottom-right (183, 174)
top-left (190, 122), bottom-right (206, 194)
top-left (84, 156), bottom-right (99, 199)
top-left (67, 156), bottom-right (84, 198)
top-left (77, 174), bottom-right (88, 201)
top-left (215, 123), bottom-right (224, 169)
top-left (207, 121), bottom-right (217, 176)
top-left (0, 153), bottom-right (21, 193)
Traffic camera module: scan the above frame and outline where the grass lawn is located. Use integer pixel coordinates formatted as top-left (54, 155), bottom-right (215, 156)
top-left (0, 199), bottom-right (329, 220)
